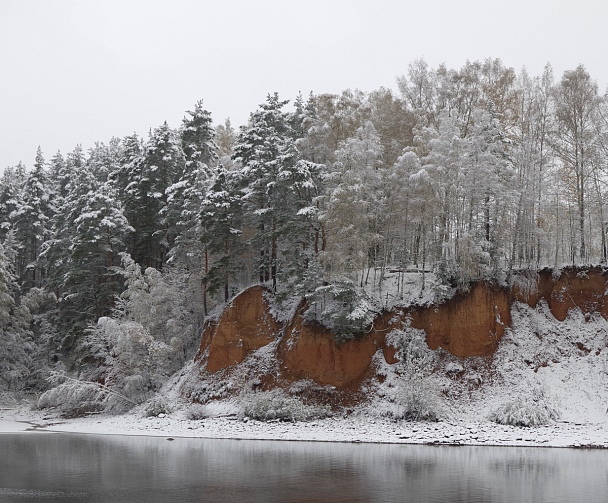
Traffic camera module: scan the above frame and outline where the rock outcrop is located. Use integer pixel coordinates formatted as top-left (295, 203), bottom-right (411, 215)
top-left (410, 282), bottom-right (510, 357)
top-left (277, 306), bottom-right (380, 388)
top-left (526, 267), bottom-right (608, 321)
top-left (196, 267), bottom-right (608, 391)
top-left (199, 285), bottom-right (280, 373)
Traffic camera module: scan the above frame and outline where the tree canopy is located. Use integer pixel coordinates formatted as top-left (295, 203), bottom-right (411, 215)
top-left (3, 59), bottom-right (608, 397)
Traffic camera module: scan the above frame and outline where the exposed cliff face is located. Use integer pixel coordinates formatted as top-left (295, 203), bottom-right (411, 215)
top-left (410, 282), bottom-right (510, 357)
top-left (198, 285), bottom-right (280, 373)
top-left (526, 267), bottom-right (608, 321)
top-left (196, 267), bottom-right (608, 394)
top-left (278, 307), bottom-right (380, 388)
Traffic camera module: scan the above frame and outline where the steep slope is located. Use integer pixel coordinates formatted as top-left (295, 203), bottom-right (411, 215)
top-left (199, 286), bottom-right (281, 373)
top-left (193, 267), bottom-right (608, 407)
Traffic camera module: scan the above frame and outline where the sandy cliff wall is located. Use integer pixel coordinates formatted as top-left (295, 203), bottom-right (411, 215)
top-left (198, 285), bottom-right (281, 373)
top-left (518, 267), bottom-right (608, 321)
top-left (196, 267), bottom-right (608, 390)
top-left (409, 282), bottom-right (511, 357)
top-left (277, 308), bottom-right (380, 388)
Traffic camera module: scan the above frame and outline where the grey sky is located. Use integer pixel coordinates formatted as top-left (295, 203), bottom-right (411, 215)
top-left (1, 0), bottom-right (607, 170)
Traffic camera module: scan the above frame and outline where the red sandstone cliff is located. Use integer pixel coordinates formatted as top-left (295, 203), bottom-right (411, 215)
top-left (195, 266), bottom-right (608, 393)
top-left (199, 285), bottom-right (281, 373)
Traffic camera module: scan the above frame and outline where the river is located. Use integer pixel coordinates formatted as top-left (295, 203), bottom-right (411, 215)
top-left (0, 433), bottom-right (607, 502)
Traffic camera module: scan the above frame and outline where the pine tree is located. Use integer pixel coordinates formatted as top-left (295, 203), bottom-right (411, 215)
top-left (181, 99), bottom-right (217, 169)
top-left (11, 147), bottom-right (53, 290)
top-left (124, 123), bottom-right (185, 269)
top-left (0, 242), bottom-right (34, 391)
top-left (110, 133), bottom-right (144, 200)
top-left (63, 182), bottom-right (133, 327)
top-left (200, 165), bottom-right (244, 308)
top-left (166, 101), bottom-right (217, 274)
top-left (233, 93), bottom-right (296, 290)
top-left (234, 93), bottom-right (321, 292)
top-left (0, 164), bottom-right (26, 242)
top-left (42, 151), bottom-right (99, 348)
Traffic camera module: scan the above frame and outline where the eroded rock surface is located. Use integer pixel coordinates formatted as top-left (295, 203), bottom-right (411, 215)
top-left (198, 285), bottom-right (280, 373)
top-left (278, 307), bottom-right (379, 388)
top-left (410, 282), bottom-right (510, 357)
top-left (196, 267), bottom-right (608, 390)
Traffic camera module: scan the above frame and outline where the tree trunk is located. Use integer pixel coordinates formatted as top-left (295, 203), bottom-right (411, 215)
top-left (203, 247), bottom-right (208, 316)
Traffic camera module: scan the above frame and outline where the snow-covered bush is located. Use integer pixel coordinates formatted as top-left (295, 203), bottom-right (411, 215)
top-left (435, 233), bottom-right (506, 294)
top-left (37, 380), bottom-right (102, 417)
top-left (384, 325), bottom-right (442, 421)
top-left (144, 398), bottom-right (172, 417)
top-left (444, 361), bottom-right (464, 376)
top-left (81, 317), bottom-right (173, 407)
top-left (304, 281), bottom-right (378, 342)
top-left (488, 386), bottom-right (559, 427)
top-left (394, 377), bottom-right (442, 422)
top-left (185, 403), bottom-right (209, 420)
top-left (37, 372), bottom-right (138, 417)
top-left (241, 390), bottom-right (332, 422)
top-left (387, 324), bottom-right (435, 376)
top-left (0, 391), bottom-right (19, 406)
top-left (116, 254), bottom-right (201, 360)
top-left (509, 270), bottom-right (539, 301)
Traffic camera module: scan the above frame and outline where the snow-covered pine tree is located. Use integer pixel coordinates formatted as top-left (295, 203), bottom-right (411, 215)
top-left (11, 147), bottom-right (54, 290)
top-left (199, 165), bottom-right (244, 308)
top-left (42, 150), bottom-right (99, 348)
top-left (0, 164), bottom-right (26, 243)
top-left (0, 241), bottom-right (34, 391)
top-left (167, 101), bottom-right (218, 270)
top-left (64, 181), bottom-right (133, 326)
top-left (233, 93), bottom-right (318, 292)
top-left (123, 123), bottom-right (186, 269)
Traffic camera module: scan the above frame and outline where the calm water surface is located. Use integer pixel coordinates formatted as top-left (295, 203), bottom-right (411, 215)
top-left (0, 433), bottom-right (607, 502)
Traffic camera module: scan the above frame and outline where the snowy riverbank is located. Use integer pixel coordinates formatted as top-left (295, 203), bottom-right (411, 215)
top-left (3, 297), bottom-right (608, 450)
top-left (1, 403), bottom-right (607, 449)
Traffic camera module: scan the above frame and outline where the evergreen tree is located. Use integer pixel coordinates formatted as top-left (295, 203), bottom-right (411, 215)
top-left (63, 182), bottom-right (133, 330)
top-left (87, 138), bottom-right (123, 184)
top-left (234, 93), bottom-right (320, 292)
top-left (200, 165), bottom-right (244, 308)
top-left (11, 147), bottom-right (53, 290)
top-left (166, 100), bottom-right (217, 275)
top-left (124, 123), bottom-right (185, 269)
top-left (0, 242), bottom-right (33, 391)
top-left (181, 99), bottom-right (217, 168)
top-left (0, 164), bottom-right (26, 242)
top-left (42, 153), bottom-right (98, 348)
top-left (110, 133), bottom-right (144, 200)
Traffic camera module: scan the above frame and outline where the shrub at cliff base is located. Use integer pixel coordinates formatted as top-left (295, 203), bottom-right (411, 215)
top-left (394, 377), bottom-right (442, 422)
top-left (488, 386), bottom-right (560, 427)
top-left (241, 389), bottom-right (332, 422)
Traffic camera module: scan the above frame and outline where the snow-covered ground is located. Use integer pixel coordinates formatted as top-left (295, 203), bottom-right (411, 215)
top-left (0, 402), bottom-right (607, 449)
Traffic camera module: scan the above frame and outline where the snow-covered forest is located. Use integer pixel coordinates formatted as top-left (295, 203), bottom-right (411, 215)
top-left (2, 58), bottom-right (608, 402)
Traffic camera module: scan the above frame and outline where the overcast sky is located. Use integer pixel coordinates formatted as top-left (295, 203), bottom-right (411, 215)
top-left (1, 0), bottom-right (607, 170)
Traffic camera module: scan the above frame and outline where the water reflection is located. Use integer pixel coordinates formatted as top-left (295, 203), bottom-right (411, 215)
top-left (0, 433), bottom-right (606, 502)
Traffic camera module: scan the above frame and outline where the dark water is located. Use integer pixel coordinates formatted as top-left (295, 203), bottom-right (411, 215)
top-left (0, 433), bottom-right (607, 503)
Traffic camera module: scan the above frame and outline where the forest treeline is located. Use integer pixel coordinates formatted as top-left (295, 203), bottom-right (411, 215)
top-left (2, 58), bottom-right (608, 400)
